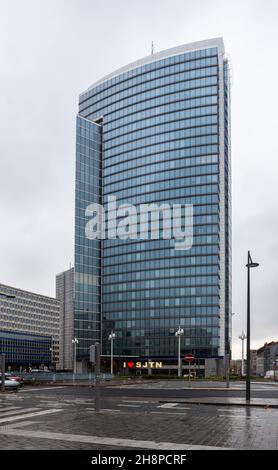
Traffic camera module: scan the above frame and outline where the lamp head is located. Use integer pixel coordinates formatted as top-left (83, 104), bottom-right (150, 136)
top-left (246, 262), bottom-right (259, 268)
top-left (175, 327), bottom-right (184, 336)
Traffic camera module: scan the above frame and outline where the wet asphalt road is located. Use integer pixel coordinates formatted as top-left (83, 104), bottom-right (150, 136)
top-left (18, 380), bottom-right (278, 399)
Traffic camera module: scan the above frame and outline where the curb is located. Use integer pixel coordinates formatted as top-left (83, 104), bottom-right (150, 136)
top-left (158, 400), bottom-right (278, 408)
top-left (23, 380), bottom-right (158, 388)
top-left (180, 388), bottom-right (241, 391)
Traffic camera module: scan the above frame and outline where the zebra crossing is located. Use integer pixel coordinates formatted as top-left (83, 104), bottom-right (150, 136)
top-left (0, 403), bottom-right (62, 425)
top-left (232, 383), bottom-right (278, 391)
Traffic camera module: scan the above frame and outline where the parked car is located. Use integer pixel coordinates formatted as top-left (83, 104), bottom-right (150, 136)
top-left (0, 379), bottom-right (20, 391)
top-left (5, 373), bottom-right (24, 387)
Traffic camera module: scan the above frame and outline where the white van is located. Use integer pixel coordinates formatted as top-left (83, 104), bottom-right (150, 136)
top-left (264, 370), bottom-right (277, 380)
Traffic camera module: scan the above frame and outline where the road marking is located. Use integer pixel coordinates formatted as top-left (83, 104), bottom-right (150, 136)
top-left (157, 403), bottom-right (190, 410)
top-left (216, 408), bottom-right (269, 413)
top-left (85, 408), bottom-right (122, 413)
top-left (118, 404), bottom-right (140, 408)
top-left (218, 415), bottom-right (248, 419)
top-left (172, 407), bottom-right (190, 410)
top-left (0, 408), bottom-right (61, 424)
top-left (20, 387), bottom-right (66, 392)
top-left (2, 420), bottom-right (37, 429)
top-left (229, 383), bottom-right (278, 391)
top-left (252, 387), bottom-right (278, 391)
top-left (158, 403), bottom-right (178, 408)
top-left (150, 411), bottom-right (187, 416)
top-left (0, 407), bottom-right (22, 412)
top-left (0, 428), bottom-right (233, 450)
top-left (218, 414), bottom-right (261, 420)
top-left (121, 400), bottom-right (153, 404)
top-left (0, 408), bottom-right (40, 417)
top-left (100, 409), bottom-right (121, 412)
top-left (217, 409), bottom-right (243, 412)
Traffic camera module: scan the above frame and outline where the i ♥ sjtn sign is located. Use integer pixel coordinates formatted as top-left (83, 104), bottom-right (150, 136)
top-left (123, 361), bottom-right (163, 369)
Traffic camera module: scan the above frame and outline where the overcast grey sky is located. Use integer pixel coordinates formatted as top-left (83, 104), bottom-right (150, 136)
top-left (1, 0), bottom-right (278, 358)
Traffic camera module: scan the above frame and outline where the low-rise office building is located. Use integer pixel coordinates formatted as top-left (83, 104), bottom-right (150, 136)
top-left (256, 341), bottom-right (278, 376)
top-left (250, 349), bottom-right (257, 376)
top-left (0, 283), bottom-right (60, 369)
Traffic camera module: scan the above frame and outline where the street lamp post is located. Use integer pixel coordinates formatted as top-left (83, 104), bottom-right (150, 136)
top-left (71, 337), bottom-right (79, 374)
top-left (108, 330), bottom-right (116, 375)
top-left (0, 292), bottom-right (16, 392)
top-left (272, 357), bottom-right (277, 381)
top-left (246, 251), bottom-right (259, 401)
top-left (239, 331), bottom-right (247, 376)
top-left (225, 312), bottom-right (237, 389)
top-left (1, 355), bottom-right (5, 393)
top-left (230, 312), bottom-right (237, 348)
top-left (175, 326), bottom-right (184, 377)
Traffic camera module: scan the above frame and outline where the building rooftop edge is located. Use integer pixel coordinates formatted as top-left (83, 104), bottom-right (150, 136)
top-left (80, 37), bottom-right (224, 97)
top-left (56, 266), bottom-right (74, 278)
top-left (0, 282), bottom-right (59, 302)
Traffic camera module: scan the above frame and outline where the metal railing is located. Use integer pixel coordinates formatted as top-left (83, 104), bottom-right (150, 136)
top-left (12, 372), bottom-right (112, 382)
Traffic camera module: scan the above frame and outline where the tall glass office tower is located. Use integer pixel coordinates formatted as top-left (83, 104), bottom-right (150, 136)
top-left (74, 38), bottom-right (231, 373)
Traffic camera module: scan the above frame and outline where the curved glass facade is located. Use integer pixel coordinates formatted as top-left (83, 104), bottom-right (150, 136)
top-left (75, 38), bottom-right (231, 364)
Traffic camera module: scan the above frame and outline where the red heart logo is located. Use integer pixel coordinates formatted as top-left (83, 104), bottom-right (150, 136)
top-left (127, 362), bottom-right (135, 368)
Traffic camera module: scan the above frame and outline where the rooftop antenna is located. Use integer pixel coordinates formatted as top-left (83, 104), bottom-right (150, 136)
top-left (151, 41), bottom-right (155, 55)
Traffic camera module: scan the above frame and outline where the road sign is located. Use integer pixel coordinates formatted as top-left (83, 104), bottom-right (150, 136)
top-left (184, 354), bottom-right (194, 363)
top-left (89, 345), bottom-right (96, 363)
